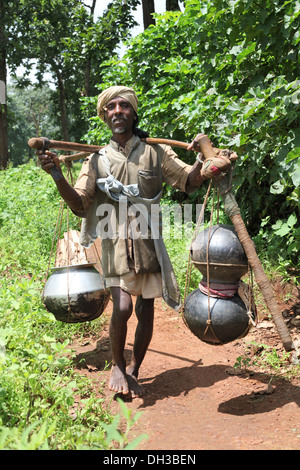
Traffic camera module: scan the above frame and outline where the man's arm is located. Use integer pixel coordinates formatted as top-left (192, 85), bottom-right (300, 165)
top-left (38, 150), bottom-right (85, 214)
top-left (185, 134), bottom-right (209, 192)
top-left (185, 158), bottom-right (205, 192)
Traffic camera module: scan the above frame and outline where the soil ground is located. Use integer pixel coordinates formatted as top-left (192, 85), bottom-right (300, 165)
top-left (73, 278), bottom-right (300, 451)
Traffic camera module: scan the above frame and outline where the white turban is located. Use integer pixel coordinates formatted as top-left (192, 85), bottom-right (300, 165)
top-left (97, 85), bottom-right (138, 121)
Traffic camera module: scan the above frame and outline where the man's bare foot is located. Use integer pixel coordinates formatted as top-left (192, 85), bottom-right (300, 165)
top-left (108, 365), bottom-right (145, 398)
top-left (126, 372), bottom-right (145, 398)
top-left (109, 365), bottom-right (130, 396)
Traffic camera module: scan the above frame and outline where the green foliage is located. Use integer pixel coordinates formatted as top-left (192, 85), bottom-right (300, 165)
top-left (235, 341), bottom-right (299, 379)
top-left (163, 220), bottom-right (201, 296)
top-left (7, 84), bottom-right (61, 166)
top-left (0, 162), bottom-right (77, 272)
top-left (82, 0), bottom-right (299, 270)
top-left (101, 398), bottom-right (148, 450)
top-left (0, 162), bottom-right (144, 450)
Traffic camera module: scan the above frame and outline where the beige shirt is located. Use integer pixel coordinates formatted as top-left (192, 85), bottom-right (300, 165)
top-left (73, 135), bottom-right (192, 277)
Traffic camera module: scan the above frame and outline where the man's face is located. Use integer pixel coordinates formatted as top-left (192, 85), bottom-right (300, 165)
top-left (104, 96), bottom-right (136, 135)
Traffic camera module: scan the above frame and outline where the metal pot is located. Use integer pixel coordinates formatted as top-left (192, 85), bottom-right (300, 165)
top-left (184, 288), bottom-right (252, 345)
top-left (191, 224), bottom-right (248, 284)
top-left (43, 264), bottom-right (110, 323)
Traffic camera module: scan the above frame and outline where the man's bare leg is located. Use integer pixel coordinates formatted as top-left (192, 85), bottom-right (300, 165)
top-left (126, 296), bottom-right (154, 397)
top-left (109, 287), bottom-right (133, 396)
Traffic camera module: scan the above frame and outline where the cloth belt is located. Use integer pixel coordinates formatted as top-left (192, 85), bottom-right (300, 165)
top-left (199, 280), bottom-right (239, 299)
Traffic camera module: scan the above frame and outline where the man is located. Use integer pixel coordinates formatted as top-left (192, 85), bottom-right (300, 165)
top-left (39, 86), bottom-right (231, 398)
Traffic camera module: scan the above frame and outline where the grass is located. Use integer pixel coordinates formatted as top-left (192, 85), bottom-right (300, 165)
top-left (0, 161), bottom-right (144, 449)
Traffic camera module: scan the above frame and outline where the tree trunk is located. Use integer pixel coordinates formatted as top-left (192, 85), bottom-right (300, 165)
top-left (0, 79), bottom-right (8, 170)
top-left (166, 0), bottom-right (181, 11)
top-left (83, 0), bottom-right (97, 96)
top-left (141, 0), bottom-right (155, 29)
top-left (0, 0), bottom-right (8, 170)
top-left (56, 70), bottom-right (69, 142)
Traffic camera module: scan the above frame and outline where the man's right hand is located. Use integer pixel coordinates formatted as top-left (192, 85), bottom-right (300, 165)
top-left (38, 150), bottom-right (62, 175)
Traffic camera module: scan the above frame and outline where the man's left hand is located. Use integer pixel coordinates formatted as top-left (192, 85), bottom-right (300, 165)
top-left (187, 133), bottom-right (209, 153)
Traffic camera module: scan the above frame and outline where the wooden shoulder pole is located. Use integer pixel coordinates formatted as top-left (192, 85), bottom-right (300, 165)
top-left (28, 137), bottom-right (103, 155)
top-left (28, 135), bottom-right (295, 350)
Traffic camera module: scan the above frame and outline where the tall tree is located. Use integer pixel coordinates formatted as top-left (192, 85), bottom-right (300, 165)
top-left (1, 0), bottom-right (139, 168)
top-left (20, 0), bottom-right (138, 141)
top-left (7, 84), bottom-right (59, 165)
top-left (0, 0), bottom-right (33, 169)
top-left (83, 0), bottom-right (97, 97)
top-left (0, 0), bottom-right (8, 169)
top-left (141, 0), bottom-right (155, 29)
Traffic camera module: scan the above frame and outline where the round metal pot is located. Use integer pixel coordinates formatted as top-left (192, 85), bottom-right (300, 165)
top-left (184, 288), bottom-right (252, 345)
top-left (43, 264), bottom-right (110, 323)
top-left (191, 224), bottom-right (248, 284)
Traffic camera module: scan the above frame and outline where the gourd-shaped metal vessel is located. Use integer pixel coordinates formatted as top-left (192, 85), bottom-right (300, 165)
top-left (184, 225), bottom-right (255, 344)
top-left (190, 224), bottom-right (248, 283)
top-left (43, 264), bottom-right (110, 323)
top-left (184, 289), bottom-right (251, 344)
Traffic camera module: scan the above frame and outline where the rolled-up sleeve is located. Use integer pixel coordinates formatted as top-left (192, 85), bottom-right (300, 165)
top-left (73, 155), bottom-right (97, 213)
top-left (161, 145), bottom-right (193, 193)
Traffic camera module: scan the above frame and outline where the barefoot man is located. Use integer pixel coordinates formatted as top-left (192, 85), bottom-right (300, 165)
top-left (39, 86), bottom-right (227, 398)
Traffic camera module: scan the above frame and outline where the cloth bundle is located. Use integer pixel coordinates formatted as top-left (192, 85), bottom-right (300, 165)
top-left (200, 146), bottom-right (239, 180)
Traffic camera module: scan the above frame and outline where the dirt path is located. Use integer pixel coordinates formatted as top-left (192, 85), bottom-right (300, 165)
top-left (73, 292), bottom-right (300, 451)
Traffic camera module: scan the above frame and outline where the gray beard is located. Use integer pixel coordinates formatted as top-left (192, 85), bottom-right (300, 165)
top-left (113, 126), bottom-right (127, 134)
